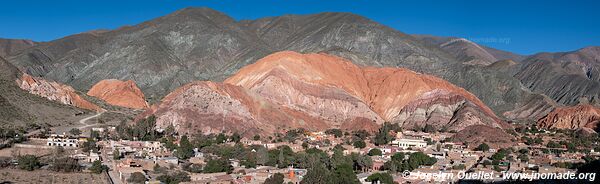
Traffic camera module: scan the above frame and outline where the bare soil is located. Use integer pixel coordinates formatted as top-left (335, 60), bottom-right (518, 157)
top-left (0, 168), bottom-right (110, 184)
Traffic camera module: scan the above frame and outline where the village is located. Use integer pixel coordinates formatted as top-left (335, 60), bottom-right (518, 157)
top-left (0, 118), bottom-right (598, 184)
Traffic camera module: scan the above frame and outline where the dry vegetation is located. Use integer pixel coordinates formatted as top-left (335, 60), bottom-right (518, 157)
top-left (0, 168), bottom-right (109, 184)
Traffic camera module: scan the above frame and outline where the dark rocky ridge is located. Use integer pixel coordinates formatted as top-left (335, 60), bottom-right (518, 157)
top-left (516, 47), bottom-right (600, 106)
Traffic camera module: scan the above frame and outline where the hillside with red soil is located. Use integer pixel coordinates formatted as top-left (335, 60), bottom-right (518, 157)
top-left (538, 104), bottom-right (600, 131)
top-left (17, 74), bottom-right (101, 111)
top-left (144, 51), bottom-right (507, 136)
top-left (87, 79), bottom-right (148, 109)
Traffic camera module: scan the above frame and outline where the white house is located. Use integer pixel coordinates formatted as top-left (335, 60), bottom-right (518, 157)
top-left (391, 138), bottom-right (427, 149)
top-left (47, 133), bottom-right (79, 147)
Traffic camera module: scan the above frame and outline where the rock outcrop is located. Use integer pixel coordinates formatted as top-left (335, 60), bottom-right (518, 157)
top-left (144, 51), bottom-right (506, 136)
top-left (538, 104), bottom-right (600, 131)
top-left (17, 74), bottom-right (100, 111)
top-left (87, 79), bottom-right (148, 109)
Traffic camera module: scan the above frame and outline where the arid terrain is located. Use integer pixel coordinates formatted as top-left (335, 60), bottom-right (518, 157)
top-left (0, 5), bottom-right (598, 184)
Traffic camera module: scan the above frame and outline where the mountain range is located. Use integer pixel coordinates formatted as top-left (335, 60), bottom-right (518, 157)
top-left (141, 51), bottom-right (506, 137)
top-left (2, 7), bottom-right (600, 138)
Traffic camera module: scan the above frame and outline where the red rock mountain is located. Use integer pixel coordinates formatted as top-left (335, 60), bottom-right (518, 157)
top-left (87, 79), bottom-right (148, 109)
top-left (144, 51), bottom-right (506, 136)
top-left (538, 104), bottom-right (600, 130)
top-left (17, 74), bottom-right (101, 111)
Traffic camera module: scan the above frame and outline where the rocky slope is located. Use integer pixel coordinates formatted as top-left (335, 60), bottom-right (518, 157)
top-left (538, 104), bottom-right (600, 131)
top-left (5, 8), bottom-right (537, 119)
top-left (414, 35), bottom-right (526, 64)
top-left (143, 52), bottom-right (507, 136)
top-left (516, 47), bottom-right (600, 106)
top-left (87, 79), bottom-right (148, 109)
top-left (0, 38), bottom-right (37, 58)
top-left (452, 125), bottom-right (516, 148)
top-left (0, 56), bottom-right (88, 126)
top-left (17, 74), bottom-right (100, 111)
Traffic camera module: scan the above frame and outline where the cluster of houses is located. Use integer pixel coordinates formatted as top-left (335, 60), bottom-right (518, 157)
top-left (39, 127), bottom-right (599, 183)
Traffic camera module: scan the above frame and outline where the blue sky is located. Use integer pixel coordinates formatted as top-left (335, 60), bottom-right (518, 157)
top-left (0, 0), bottom-right (598, 55)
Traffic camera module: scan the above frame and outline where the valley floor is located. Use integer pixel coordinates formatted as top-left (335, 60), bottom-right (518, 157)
top-left (0, 168), bottom-right (110, 184)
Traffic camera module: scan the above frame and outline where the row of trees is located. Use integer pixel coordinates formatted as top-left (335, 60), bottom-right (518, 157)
top-left (382, 152), bottom-right (437, 173)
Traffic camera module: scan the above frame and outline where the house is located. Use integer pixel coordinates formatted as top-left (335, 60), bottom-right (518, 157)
top-left (91, 127), bottom-right (105, 133)
top-left (240, 137), bottom-right (262, 146)
top-left (391, 138), bottom-right (427, 149)
top-left (88, 151), bottom-right (100, 162)
top-left (47, 133), bottom-right (79, 148)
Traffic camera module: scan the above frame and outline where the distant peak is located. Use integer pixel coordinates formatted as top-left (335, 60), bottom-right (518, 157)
top-left (578, 46), bottom-right (600, 52)
top-left (170, 7), bottom-right (231, 19)
top-left (311, 11), bottom-right (370, 21)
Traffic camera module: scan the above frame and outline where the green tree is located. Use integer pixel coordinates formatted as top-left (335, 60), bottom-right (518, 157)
top-left (300, 159), bottom-right (331, 184)
top-left (17, 155), bottom-right (40, 171)
top-left (368, 148), bottom-right (382, 156)
top-left (491, 149), bottom-right (508, 161)
top-left (89, 160), bottom-right (108, 174)
top-left (353, 130), bottom-right (370, 140)
top-left (331, 150), bottom-right (352, 170)
top-left (230, 132), bottom-right (241, 143)
top-left (518, 148), bottom-right (530, 154)
top-left (391, 152), bottom-right (405, 162)
top-left (325, 129), bottom-right (343, 138)
top-left (409, 152), bottom-right (436, 166)
top-left (476, 143), bottom-right (490, 152)
top-left (82, 138), bottom-right (98, 153)
top-left (353, 140), bottom-right (366, 149)
top-left (482, 160), bottom-right (492, 167)
top-left (127, 172), bottom-right (147, 184)
top-left (366, 172), bottom-right (396, 184)
top-left (203, 158), bottom-right (233, 174)
top-left (547, 141), bottom-right (561, 148)
top-left (302, 142), bottom-right (309, 149)
top-left (177, 135), bottom-right (194, 159)
top-left (133, 115), bottom-right (158, 141)
top-left (157, 171), bottom-right (190, 184)
top-left (351, 153), bottom-right (372, 172)
top-left (256, 147), bottom-right (269, 166)
top-left (452, 164), bottom-right (466, 170)
top-left (518, 154), bottom-right (529, 162)
top-left (253, 134), bottom-right (261, 141)
top-left (216, 133), bottom-right (227, 143)
top-left (264, 173), bottom-right (284, 184)
top-left (161, 137), bottom-right (178, 151)
top-left (113, 149), bottom-right (121, 160)
top-left (332, 163), bottom-right (360, 184)
top-left (374, 123), bottom-right (394, 146)
top-left (69, 128), bottom-right (81, 136)
top-left (50, 157), bottom-right (80, 172)
top-left (493, 165), bottom-right (502, 172)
